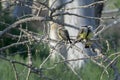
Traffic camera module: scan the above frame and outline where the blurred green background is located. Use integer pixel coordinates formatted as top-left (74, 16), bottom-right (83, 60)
top-left (0, 0), bottom-right (120, 80)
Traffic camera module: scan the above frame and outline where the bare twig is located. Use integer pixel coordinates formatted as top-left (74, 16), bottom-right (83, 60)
top-left (39, 53), bottom-right (52, 68)
top-left (104, 52), bottom-right (120, 62)
top-left (106, 40), bottom-right (110, 52)
top-left (52, 12), bottom-right (115, 21)
top-left (100, 55), bottom-right (120, 80)
top-left (0, 41), bottom-right (31, 51)
top-left (0, 55), bottom-right (42, 76)
top-left (26, 45), bottom-right (32, 80)
top-left (11, 63), bottom-right (19, 80)
top-left (95, 18), bottom-right (120, 37)
top-left (55, 55), bottom-right (103, 64)
top-left (50, 0), bottom-right (74, 17)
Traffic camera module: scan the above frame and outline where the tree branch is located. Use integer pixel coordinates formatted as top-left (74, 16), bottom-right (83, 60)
top-left (0, 16), bottom-right (45, 37)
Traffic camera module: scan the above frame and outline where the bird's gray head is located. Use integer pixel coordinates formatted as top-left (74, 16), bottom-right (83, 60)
top-left (88, 25), bottom-right (93, 31)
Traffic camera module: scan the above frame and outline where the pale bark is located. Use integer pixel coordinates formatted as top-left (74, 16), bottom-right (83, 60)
top-left (49, 0), bottom-right (103, 68)
top-left (64, 0), bottom-right (96, 68)
top-left (49, 0), bottom-right (67, 60)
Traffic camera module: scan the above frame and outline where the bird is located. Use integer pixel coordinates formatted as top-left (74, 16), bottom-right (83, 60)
top-left (57, 27), bottom-right (72, 44)
top-left (76, 26), bottom-right (88, 42)
top-left (76, 26), bottom-right (94, 48)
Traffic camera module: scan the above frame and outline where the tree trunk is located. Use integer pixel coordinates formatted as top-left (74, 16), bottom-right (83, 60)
top-left (64, 0), bottom-right (96, 68)
top-left (49, 0), bottom-right (67, 60)
top-left (12, 0), bottom-right (33, 18)
top-left (49, 0), bottom-right (103, 68)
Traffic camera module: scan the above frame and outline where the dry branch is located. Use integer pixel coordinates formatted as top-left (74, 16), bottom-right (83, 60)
top-left (0, 16), bottom-right (45, 37)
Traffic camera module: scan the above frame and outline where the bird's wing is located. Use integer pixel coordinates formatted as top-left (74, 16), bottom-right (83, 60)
top-left (85, 27), bottom-right (94, 40)
top-left (87, 32), bottom-right (94, 40)
top-left (58, 29), bottom-right (68, 40)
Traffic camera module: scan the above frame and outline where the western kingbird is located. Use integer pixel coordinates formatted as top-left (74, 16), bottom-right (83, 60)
top-left (57, 27), bottom-right (72, 43)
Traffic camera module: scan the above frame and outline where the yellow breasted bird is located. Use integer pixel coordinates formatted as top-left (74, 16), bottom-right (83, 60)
top-left (57, 27), bottom-right (72, 43)
top-left (76, 26), bottom-right (94, 48)
top-left (76, 26), bottom-right (88, 42)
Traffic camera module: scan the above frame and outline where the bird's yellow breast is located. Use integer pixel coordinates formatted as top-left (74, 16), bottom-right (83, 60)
top-left (80, 32), bottom-right (87, 39)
